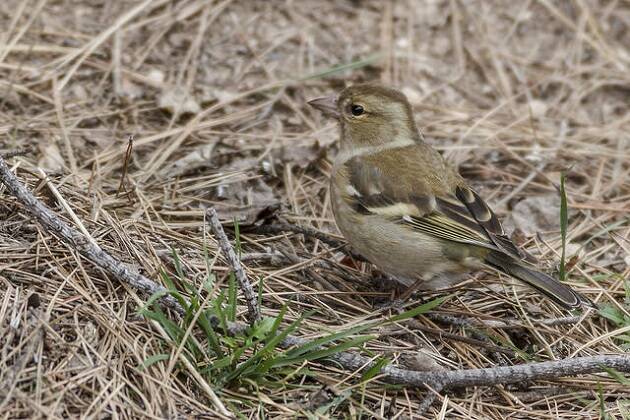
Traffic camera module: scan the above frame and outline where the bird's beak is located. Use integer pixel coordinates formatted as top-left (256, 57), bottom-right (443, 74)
top-left (308, 95), bottom-right (339, 118)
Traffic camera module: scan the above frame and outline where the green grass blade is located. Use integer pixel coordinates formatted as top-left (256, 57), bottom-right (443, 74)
top-left (171, 247), bottom-right (185, 279)
top-left (277, 335), bottom-right (375, 367)
top-left (282, 323), bottom-right (374, 360)
top-left (384, 297), bottom-right (446, 324)
top-left (360, 357), bottom-right (390, 382)
top-left (159, 269), bottom-right (189, 309)
top-left (139, 288), bottom-right (185, 315)
top-left (226, 308), bottom-right (303, 382)
top-left (213, 292), bottom-right (229, 335)
top-left (598, 304), bottom-right (627, 326)
top-left (140, 353), bottom-right (170, 370)
top-left (198, 310), bottom-right (224, 357)
top-left (143, 309), bottom-right (184, 343)
top-left (559, 172), bottom-right (568, 281)
top-left (227, 273), bottom-right (237, 322)
top-left (285, 297), bottom-right (443, 361)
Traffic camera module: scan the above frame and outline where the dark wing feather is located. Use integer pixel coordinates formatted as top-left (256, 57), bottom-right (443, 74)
top-left (401, 213), bottom-right (493, 248)
top-left (350, 193), bottom-right (394, 215)
top-left (454, 186), bottom-right (537, 264)
top-left (434, 195), bottom-right (488, 236)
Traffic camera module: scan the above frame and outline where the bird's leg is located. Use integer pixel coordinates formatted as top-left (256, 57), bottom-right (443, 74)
top-left (374, 277), bottom-right (426, 313)
top-left (397, 278), bottom-right (426, 301)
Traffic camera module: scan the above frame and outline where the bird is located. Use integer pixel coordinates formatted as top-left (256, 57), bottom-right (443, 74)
top-left (308, 83), bottom-right (594, 310)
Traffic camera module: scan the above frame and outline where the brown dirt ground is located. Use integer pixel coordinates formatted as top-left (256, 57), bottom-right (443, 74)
top-left (0, 0), bottom-right (629, 418)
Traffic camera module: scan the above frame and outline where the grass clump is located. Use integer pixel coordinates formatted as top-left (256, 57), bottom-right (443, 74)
top-left (139, 248), bottom-right (442, 403)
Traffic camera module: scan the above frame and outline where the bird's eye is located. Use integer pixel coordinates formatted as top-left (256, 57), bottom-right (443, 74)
top-left (350, 104), bottom-right (364, 116)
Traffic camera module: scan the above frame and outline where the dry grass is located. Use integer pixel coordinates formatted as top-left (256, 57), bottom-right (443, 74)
top-left (1, 0), bottom-right (629, 418)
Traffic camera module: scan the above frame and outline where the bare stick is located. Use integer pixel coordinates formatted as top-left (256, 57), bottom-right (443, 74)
top-left (206, 208), bottom-right (261, 324)
top-left (0, 157), bottom-right (183, 315)
top-left (429, 313), bottom-right (583, 330)
top-left (250, 223), bottom-right (367, 261)
top-left (251, 222), bottom-right (346, 249)
top-left (416, 385), bottom-right (443, 417)
top-left (1, 149), bottom-right (30, 159)
top-left (304, 338), bottom-right (630, 390)
top-left (403, 319), bottom-right (515, 356)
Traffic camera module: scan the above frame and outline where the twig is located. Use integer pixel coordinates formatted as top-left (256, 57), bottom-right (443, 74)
top-left (251, 222), bottom-right (346, 249)
top-left (1, 149), bottom-right (30, 159)
top-left (36, 168), bottom-right (98, 247)
top-left (509, 386), bottom-right (575, 403)
top-left (239, 251), bottom-right (285, 264)
top-left (323, 349), bottom-right (630, 390)
top-left (519, 315), bottom-right (584, 328)
top-left (417, 385), bottom-right (443, 417)
top-left (403, 319), bottom-right (516, 356)
top-left (206, 208), bottom-right (261, 324)
top-left (116, 134), bottom-right (134, 200)
top-left (251, 223), bottom-right (368, 262)
top-left (428, 313), bottom-right (584, 330)
top-left (2, 156), bottom-right (629, 405)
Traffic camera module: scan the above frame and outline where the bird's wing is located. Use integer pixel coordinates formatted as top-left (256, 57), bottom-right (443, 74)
top-left (439, 185), bottom-right (537, 263)
top-left (343, 148), bottom-right (536, 263)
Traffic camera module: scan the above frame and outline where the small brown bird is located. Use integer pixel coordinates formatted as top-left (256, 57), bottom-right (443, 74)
top-left (309, 84), bottom-right (593, 310)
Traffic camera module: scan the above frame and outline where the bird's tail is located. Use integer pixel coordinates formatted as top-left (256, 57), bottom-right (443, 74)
top-left (485, 252), bottom-right (595, 310)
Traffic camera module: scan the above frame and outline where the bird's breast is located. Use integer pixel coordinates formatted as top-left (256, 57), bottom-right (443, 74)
top-left (330, 176), bottom-right (470, 287)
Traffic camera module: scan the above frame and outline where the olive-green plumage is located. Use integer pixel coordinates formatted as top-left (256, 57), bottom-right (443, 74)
top-left (309, 83), bottom-right (593, 310)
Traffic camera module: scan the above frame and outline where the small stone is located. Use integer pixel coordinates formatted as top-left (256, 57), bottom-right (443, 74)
top-left (158, 86), bottom-right (200, 116)
top-left (528, 99), bottom-right (548, 119)
top-left (147, 69), bottom-right (165, 85)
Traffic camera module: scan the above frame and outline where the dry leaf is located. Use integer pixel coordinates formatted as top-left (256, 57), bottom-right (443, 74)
top-left (38, 140), bottom-right (64, 172)
top-left (200, 86), bottom-right (238, 103)
top-left (509, 194), bottom-right (561, 236)
top-left (213, 178), bottom-right (279, 225)
top-left (162, 142), bottom-right (216, 177)
top-left (271, 143), bottom-right (327, 169)
top-left (399, 351), bottom-right (445, 372)
top-left (118, 77), bottom-right (143, 99)
top-left (271, 135), bottom-right (336, 169)
top-left (68, 321), bottom-right (99, 369)
top-left (158, 85), bottom-right (200, 116)
top-left (302, 385), bottom-right (337, 410)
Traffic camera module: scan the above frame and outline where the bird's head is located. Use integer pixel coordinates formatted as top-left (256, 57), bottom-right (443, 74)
top-left (308, 84), bottom-right (420, 150)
